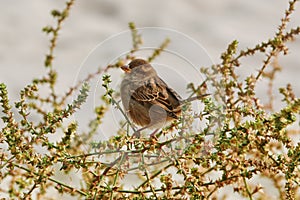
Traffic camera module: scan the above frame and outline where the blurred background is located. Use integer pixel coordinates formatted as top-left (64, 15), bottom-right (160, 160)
top-left (0, 0), bottom-right (299, 199)
top-left (0, 0), bottom-right (299, 101)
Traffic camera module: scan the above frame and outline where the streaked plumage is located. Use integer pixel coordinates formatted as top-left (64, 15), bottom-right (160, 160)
top-left (120, 59), bottom-right (182, 128)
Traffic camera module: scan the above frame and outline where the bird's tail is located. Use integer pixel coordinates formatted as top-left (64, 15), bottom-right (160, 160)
top-left (180, 94), bottom-right (210, 104)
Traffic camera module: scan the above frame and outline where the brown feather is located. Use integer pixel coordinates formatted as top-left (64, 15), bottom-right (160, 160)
top-left (120, 59), bottom-right (208, 130)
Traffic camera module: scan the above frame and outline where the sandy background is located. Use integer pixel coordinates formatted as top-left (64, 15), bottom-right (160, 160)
top-left (0, 0), bottom-right (299, 199)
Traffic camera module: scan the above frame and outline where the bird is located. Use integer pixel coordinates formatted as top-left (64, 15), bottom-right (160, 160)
top-left (120, 58), bottom-right (208, 136)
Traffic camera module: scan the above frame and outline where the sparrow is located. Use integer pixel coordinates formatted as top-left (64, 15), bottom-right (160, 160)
top-left (120, 58), bottom-right (208, 133)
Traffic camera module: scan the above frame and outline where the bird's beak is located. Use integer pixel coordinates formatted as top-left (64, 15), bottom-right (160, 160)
top-left (121, 65), bottom-right (131, 73)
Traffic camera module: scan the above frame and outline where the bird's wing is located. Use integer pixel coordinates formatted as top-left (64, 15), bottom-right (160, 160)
top-left (131, 77), bottom-right (181, 115)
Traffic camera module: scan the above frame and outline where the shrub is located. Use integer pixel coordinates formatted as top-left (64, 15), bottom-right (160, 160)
top-left (0, 0), bottom-right (299, 199)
